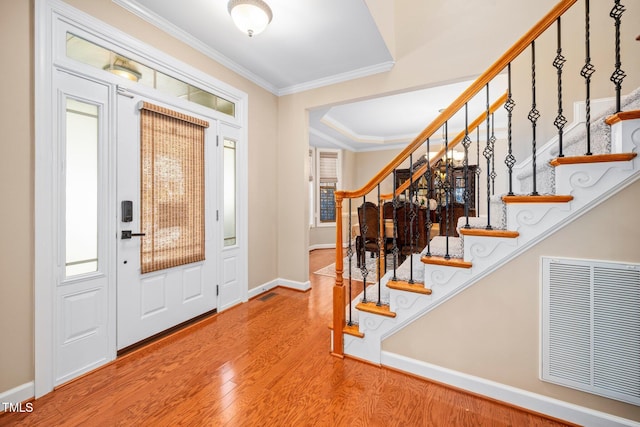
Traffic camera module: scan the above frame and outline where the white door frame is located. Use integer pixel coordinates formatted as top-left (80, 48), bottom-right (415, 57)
top-left (35, 0), bottom-right (248, 398)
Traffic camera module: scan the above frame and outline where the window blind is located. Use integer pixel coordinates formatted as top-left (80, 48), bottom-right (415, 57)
top-left (319, 151), bottom-right (338, 184)
top-left (139, 102), bottom-right (209, 274)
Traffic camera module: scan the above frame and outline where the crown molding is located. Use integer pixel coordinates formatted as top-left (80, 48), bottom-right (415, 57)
top-left (278, 61), bottom-right (395, 96)
top-left (113, 0), bottom-right (279, 95)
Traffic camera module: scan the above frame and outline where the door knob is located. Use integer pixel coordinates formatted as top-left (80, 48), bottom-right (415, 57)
top-left (121, 230), bottom-right (146, 239)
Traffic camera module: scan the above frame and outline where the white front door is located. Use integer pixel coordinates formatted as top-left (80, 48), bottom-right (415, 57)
top-left (116, 92), bottom-right (218, 350)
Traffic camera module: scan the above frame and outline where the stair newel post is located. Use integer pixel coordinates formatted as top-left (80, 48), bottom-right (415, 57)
top-left (347, 197), bottom-right (353, 327)
top-left (377, 184), bottom-right (383, 306)
top-left (529, 40), bottom-right (540, 196)
top-left (425, 139), bottom-right (432, 257)
top-left (610, 0), bottom-right (626, 113)
top-left (581, 0), bottom-right (594, 155)
top-left (505, 62), bottom-right (516, 196)
top-left (332, 191), bottom-right (345, 357)
top-left (554, 17), bottom-right (567, 158)
top-left (462, 103), bottom-right (472, 229)
top-left (483, 84), bottom-right (494, 229)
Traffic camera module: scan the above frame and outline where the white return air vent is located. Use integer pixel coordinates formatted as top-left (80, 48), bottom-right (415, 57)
top-left (541, 257), bottom-right (640, 405)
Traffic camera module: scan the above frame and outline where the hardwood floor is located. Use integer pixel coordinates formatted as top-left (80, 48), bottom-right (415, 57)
top-left (1, 249), bottom-right (573, 426)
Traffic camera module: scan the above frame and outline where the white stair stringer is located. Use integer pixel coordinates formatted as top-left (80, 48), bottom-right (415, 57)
top-left (342, 115), bottom-right (640, 365)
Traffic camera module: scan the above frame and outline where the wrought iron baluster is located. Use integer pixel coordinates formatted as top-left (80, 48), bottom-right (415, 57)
top-left (483, 84), bottom-right (494, 229)
top-left (610, 0), bottom-right (626, 113)
top-left (347, 198), bottom-right (353, 326)
top-left (553, 17), bottom-right (567, 157)
top-left (476, 127), bottom-right (481, 214)
top-left (505, 62), bottom-right (516, 196)
top-left (490, 112), bottom-right (497, 196)
top-left (462, 103), bottom-right (472, 229)
top-left (360, 195), bottom-right (368, 303)
top-left (529, 41), bottom-right (540, 195)
top-left (581, 0), bottom-right (595, 155)
top-left (425, 139), bottom-right (432, 257)
top-left (408, 154), bottom-right (415, 282)
top-left (391, 170), bottom-right (398, 281)
top-left (376, 184), bottom-right (382, 306)
top-left (443, 122), bottom-right (452, 258)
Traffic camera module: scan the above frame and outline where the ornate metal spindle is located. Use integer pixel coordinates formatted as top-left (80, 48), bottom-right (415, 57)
top-left (483, 84), bottom-right (493, 229)
top-left (462, 103), bottom-right (472, 229)
top-left (408, 154), bottom-right (415, 282)
top-left (347, 198), bottom-right (353, 326)
top-left (476, 127), bottom-right (481, 215)
top-left (504, 63), bottom-right (516, 196)
top-left (360, 195), bottom-right (368, 303)
top-left (529, 41), bottom-right (540, 195)
top-left (553, 17), bottom-right (567, 157)
top-left (490, 112), bottom-right (497, 196)
top-left (443, 122), bottom-right (452, 259)
top-left (610, 0), bottom-right (626, 113)
top-left (376, 184), bottom-right (382, 306)
top-left (581, 0), bottom-right (595, 155)
top-left (425, 138), bottom-right (432, 257)
top-left (391, 170), bottom-right (398, 281)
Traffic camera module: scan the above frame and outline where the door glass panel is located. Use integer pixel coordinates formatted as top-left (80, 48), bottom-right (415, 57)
top-left (223, 139), bottom-right (237, 247)
top-left (65, 98), bottom-right (99, 277)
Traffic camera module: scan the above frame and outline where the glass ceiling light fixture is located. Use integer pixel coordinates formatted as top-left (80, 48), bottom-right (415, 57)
top-left (103, 56), bottom-right (141, 82)
top-left (228, 0), bottom-right (273, 38)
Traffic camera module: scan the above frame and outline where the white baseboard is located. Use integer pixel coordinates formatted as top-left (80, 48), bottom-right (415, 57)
top-left (381, 352), bottom-right (640, 427)
top-left (309, 243), bottom-right (336, 251)
top-left (248, 278), bottom-right (311, 299)
top-left (0, 382), bottom-right (34, 412)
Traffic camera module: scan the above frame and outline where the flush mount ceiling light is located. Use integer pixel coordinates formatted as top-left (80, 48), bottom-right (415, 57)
top-left (103, 57), bottom-right (141, 82)
top-left (228, 0), bottom-right (273, 38)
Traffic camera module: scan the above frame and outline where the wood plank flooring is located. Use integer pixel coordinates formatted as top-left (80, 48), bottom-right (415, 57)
top-left (0, 249), bottom-right (573, 426)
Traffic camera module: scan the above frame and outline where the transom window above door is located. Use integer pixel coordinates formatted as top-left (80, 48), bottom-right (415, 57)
top-left (65, 33), bottom-right (235, 117)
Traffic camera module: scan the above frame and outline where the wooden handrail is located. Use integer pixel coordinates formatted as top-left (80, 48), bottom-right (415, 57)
top-left (384, 91), bottom-right (508, 200)
top-left (337, 0), bottom-right (577, 201)
top-left (332, 0), bottom-right (579, 358)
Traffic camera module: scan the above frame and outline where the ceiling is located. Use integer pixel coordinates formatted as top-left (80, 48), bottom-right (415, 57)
top-left (115, 0), bottom-right (506, 152)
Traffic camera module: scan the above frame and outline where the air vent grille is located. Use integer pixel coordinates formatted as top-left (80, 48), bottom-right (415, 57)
top-left (542, 257), bottom-right (640, 405)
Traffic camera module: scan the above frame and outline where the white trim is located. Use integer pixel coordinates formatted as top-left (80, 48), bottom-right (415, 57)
top-left (35, 0), bottom-right (249, 398)
top-left (309, 243), bottom-right (337, 251)
top-left (278, 61), bottom-right (395, 96)
top-left (113, 0), bottom-right (394, 96)
top-left (248, 278), bottom-right (311, 300)
top-left (381, 352), bottom-right (640, 427)
top-left (0, 382), bottom-right (35, 411)
top-left (112, 0), bottom-right (278, 95)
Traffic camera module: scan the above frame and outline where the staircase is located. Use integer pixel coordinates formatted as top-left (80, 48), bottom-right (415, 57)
top-left (330, 0), bottom-right (640, 371)
top-left (340, 98), bottom-right (640, 364)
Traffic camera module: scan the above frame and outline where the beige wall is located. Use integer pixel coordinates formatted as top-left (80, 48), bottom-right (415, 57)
top-left (0, 0), bottom-right (34, 395)
top-left (0, 0), bottom-right (279, 394)
top-left (383, 179), bottom-right (640, 421)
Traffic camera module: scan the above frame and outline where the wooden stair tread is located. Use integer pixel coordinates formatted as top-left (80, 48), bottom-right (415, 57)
top-left (421, 255), bottom-right (472, 268)
top-left (550, 152), bottom-right (637, 166)
top-left (356, 301), bottom-right (396, 318)
top-left (604, 110), bottom-right (640, 125)
top-left (387, 280), bottom-right (432, 295)
top-left (343, 323), bottom-right (364, 338)
top-left (458, 228), bottom-right (519, 238)
top-left (502, 194), bottom-right (573, 204)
